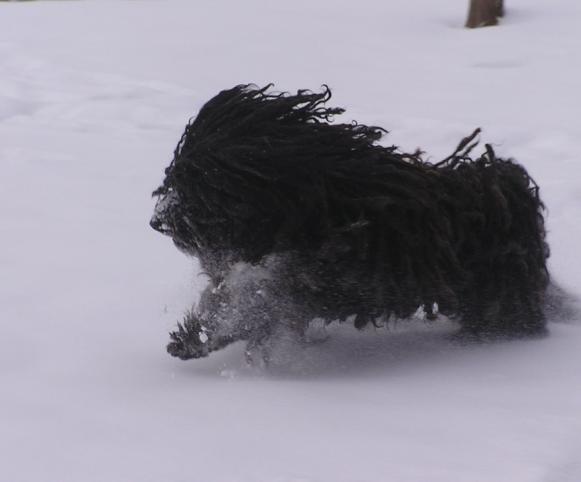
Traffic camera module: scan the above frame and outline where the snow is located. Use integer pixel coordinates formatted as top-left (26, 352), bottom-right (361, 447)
top-left (1, 0), bottom-right (581, 481)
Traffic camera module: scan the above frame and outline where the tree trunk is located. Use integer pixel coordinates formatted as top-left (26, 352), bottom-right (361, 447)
top-left (466, 0), bottom-right (504, 28)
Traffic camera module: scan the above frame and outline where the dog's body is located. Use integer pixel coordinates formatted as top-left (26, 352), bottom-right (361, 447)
top-left (151, 85), bottom-right (549, 361)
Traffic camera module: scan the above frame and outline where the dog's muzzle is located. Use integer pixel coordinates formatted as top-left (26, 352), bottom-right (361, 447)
top-left (149, 215), bottom-right (169, 234)
top-left (150, 191), bottom-right (180, 235)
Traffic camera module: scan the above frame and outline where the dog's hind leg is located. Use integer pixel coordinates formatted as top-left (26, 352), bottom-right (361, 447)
top-left (457, 303), bottom-right (546, 341)
top-left (499, 286), bottom-right (548, 338)
top-left (457, 272), bottom-right (547, 340)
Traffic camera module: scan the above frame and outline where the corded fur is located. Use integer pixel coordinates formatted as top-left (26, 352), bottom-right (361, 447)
top-left (151, 84), bottom-right (549, 361)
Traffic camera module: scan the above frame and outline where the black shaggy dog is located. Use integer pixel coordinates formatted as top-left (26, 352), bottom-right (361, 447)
top-left (151, 84), bottom-right (549, 362)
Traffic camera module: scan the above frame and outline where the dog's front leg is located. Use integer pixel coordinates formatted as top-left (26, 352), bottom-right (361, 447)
top-left (166, 310), bottom-right (240, 360)
top-left (166, 275), bottom-right (278, 361)
top-left (167, 261), bottom-right (308, 364)
top-left (244, 315), bottom-right (309, 367)
top-left (166, 283), bottom-right (243, 360)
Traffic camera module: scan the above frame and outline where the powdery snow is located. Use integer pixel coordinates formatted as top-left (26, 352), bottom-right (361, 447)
top-left (1, 1), bottom-right (580, 481)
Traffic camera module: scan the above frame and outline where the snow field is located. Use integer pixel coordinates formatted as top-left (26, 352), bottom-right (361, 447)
top-left (1, 1), bottom-right (581, 481)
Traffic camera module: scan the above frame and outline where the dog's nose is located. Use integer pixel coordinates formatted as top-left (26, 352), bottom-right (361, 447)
top-left (150, 216), bottom-right (165, 233)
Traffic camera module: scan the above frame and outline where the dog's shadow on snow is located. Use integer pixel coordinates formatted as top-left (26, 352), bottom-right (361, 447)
top-left (171, 282), bottom-right (581, 381)
top-left (172, 319), bottom-right (526, 381)
top-left (173, 298), bottom-right (581, 381)
top-left (166, 286), bottom-right (580, 381)
top-left (268, 321), bottom-right (466, 380)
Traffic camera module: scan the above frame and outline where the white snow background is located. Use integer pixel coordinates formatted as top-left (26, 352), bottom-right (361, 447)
top-left (1, 1), bottom-right (581, 481)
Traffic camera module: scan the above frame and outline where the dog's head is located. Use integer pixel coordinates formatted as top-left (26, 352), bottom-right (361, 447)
top-left (151, 84), bottom-right (390, 278)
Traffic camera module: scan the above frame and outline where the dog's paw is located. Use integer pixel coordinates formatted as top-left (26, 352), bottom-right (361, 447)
top-left (167, 314), bottom-right (211, 360)
top-left (244, 340), bottom-right (271, 368)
